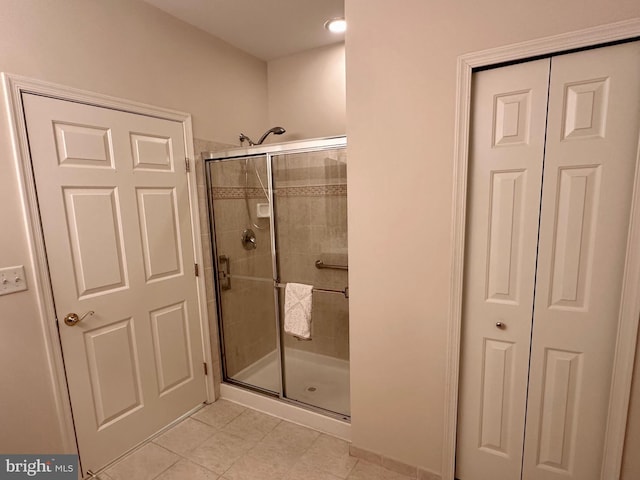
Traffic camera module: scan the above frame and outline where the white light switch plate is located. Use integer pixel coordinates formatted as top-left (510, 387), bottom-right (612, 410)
top-left (0, 265), bottom-right (28, 296)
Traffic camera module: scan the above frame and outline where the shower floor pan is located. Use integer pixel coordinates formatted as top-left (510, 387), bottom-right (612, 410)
top-left (232, 347), bottom-right (350, 417)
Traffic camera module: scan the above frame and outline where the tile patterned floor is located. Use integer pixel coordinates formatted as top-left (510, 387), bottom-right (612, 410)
top-left (97, 400), bottom-right (413, 480)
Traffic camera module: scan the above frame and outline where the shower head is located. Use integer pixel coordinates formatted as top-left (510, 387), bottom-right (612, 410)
top-left (256, 126), bottom-right (286, 145)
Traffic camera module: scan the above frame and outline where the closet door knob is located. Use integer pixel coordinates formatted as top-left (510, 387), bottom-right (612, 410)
top-left (496, 322), bottom-right (505, 329)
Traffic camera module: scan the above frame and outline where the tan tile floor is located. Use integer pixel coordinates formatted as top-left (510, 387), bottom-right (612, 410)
top-left (97, 400), bottom-right (413, 480)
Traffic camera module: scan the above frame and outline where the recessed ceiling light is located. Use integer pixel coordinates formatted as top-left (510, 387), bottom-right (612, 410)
top-left (324, 17), bottom-right (346, 34)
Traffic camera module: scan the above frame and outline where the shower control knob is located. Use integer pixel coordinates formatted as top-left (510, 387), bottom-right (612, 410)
top-left (241, 229), bottom-right (257, 250)
top-left (496, 322), bottom-right (505, 329)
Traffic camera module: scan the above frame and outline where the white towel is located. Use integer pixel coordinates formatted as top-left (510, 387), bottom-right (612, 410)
top-left (284, 283), bottom-right (314, 340)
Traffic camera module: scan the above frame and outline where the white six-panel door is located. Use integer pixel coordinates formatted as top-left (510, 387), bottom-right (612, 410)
top-left (23, 94), bottom-right (206, 473)
top-left (456, 58), bottom-right (551, 480)
top-left (457, 41), bottom-right (640, 480)
top-left (522, 41), bottom-right (640, 480)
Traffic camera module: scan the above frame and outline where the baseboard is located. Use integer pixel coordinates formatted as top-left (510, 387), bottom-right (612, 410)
top-left (349, 444), bottom-right (442, 480)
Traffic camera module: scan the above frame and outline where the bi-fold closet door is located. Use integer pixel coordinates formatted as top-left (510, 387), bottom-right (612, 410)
top-left (457, 41), bottom-right (640, 480)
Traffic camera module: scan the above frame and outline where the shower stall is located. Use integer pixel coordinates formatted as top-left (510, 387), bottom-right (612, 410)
top-left (204, 136), bottom-right (349, 419)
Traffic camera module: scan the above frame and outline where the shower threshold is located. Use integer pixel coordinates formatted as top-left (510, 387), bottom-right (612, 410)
top-left (226, 348), bottom-right (350, 426)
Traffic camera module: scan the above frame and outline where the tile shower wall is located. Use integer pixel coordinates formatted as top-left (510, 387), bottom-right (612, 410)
top-left (274, 148), bottom-right (349, 360)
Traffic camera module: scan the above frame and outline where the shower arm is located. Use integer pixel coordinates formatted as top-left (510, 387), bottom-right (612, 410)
top-left (239, 133), bottom-right (255, 146)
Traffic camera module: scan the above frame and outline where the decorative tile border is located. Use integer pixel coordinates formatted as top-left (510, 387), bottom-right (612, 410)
top-left (211, 186), bottom-right (265, 199)
top-left (212, 184), bottom-right (347, 199)
top-left (278, 184), bottom-right (347, 197)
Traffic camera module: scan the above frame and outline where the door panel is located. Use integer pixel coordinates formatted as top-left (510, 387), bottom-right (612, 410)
top-left (130, 133), bottom-right (174, 171)
top-left (486, 170), bottom-right (527, 303)
top-left (84, 319), bottom-right (143, 427)
top-left (478, 339), bottom-right (515, 454)
top-left (522, 41), bottom-right (640, 480)
top-left (23, 94), bottom-right (206, 472)
top-left (63, 187), bottom-right (129, 297)
top-left (548, 166), bottom-right (600, 309)
top-left (136, 187), bottom-right (184, 281)
top-left (54, 121), bottom-right (114, 168)
top-left (535, 348), bottom-right (582, 471)
top-left (456, 58), bottom-right (551, 480)
top-left (150, 301), bottom-right (194, 395)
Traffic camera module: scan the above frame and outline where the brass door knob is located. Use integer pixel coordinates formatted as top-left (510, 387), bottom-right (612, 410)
top-left (64, 311), bottom-right (94, 326)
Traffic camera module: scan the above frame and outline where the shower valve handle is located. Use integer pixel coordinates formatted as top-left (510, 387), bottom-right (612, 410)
top-left (241, 229), bottom-right (257, 250)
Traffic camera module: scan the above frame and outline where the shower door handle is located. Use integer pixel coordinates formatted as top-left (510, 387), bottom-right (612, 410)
top-left (218, 255), bottom-right (231, 290)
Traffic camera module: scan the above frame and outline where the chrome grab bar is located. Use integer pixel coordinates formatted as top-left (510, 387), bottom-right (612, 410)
top-left (315, 260), bottom-right (348, 271)
top-left (275, 282), bottom-right (349, 299)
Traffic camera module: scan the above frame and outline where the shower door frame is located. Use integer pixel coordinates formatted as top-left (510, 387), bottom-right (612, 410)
top-left (204, 136), bottom-right (349, 421)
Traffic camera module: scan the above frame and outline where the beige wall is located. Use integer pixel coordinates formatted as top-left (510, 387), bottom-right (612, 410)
top-left (345, 0), bottom-right (640, 475)
top-left (267, 43), bottom-right (346, 142)
top-left (0, 0), bottom-right (268, 454)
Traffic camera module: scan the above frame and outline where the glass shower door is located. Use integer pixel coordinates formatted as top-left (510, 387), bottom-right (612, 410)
top-left (272, 147), bottom-right (350, 417)
top-left (207, 155), bottom-right (280, 393)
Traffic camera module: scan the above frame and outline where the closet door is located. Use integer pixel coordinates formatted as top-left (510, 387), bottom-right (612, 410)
top-left (456, 59), bottom-right (550, 480)
top-left (521, 41), bottom-right (640, 480)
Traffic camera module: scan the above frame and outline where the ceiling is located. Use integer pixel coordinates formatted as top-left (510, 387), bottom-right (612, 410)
top-left (142, 0), bottom-right (345, 61)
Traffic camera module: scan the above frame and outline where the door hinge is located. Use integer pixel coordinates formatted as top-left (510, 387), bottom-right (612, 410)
top-left (203, 362), bottom-right (208, 376)
top-left (185, 158), bottom-right (191, 173)
top-left (195, 263), bottom-right (199, 277)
